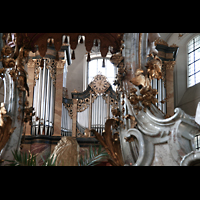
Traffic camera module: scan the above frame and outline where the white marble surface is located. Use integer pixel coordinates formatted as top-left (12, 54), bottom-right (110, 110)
top-left (180, 151), bottom-right (200, 166)
top-left (151, 143), bottom-right (178, 166)
top-left (0, 69), bottom-right (24, 166)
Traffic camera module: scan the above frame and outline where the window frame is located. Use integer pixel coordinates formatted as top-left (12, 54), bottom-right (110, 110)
top-left (85, 53), bottom-right (117, 90)
top-left (187, 34), bottom-right (200, 88)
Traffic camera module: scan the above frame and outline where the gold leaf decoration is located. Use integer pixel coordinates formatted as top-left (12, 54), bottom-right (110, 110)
top-left (0, 103), bottom-right (16, 152)
top-left (91, 119), bottom-right (124, 166)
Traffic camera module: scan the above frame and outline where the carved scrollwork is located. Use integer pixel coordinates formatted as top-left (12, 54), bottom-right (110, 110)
top-left (180, 151), bottom-right (200, 166)
top-left (63, 103), bottom-right (73, 119)
top-left (46, 59), bottom-right (56, 87)
top-left (77, 94), bottom-right (97, 112)
top-left (91, 118), bottom-right (124, 166)
top-left (0, 103), bottom-right (16, 152)
top-left (34, 59), bottom-right (41, 86)
top-left (34, 58), bottom-right (57, 87)
top-left (102, 93), bottom-right (118, 110)
top-left (1, 45), bottom-right (15, 69)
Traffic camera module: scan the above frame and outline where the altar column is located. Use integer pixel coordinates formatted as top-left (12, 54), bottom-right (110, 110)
top-left (163, 61), bottom-right (176, 117)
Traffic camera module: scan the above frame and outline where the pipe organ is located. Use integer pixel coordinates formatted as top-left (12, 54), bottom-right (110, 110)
top-left (31, 58), bottom-right (56, 136)
top-left (151, 78), bottom-right (166, 114)
top-left (61, 74), bottom-right (118, 137)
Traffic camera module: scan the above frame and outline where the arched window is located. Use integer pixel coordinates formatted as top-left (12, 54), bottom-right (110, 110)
top-left (187, 35), bottom-right (200, 87)
top-left (87, 56), bottom-right (117, 90)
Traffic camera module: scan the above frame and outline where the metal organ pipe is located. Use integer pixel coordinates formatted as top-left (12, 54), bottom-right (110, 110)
top-left (151, 78), bottom-right (166, 114)
top-left (31, 59), bottom-right (56, 136)
top-left (45, 69), bottom-right (51, 135)
top-left (35, 69), bottom-right (43, 135)
top-left (61, 77), bottom-right (118, 138)
top-left (48, 74), bottom-right (55, 136)
top-left (40, 64), bottom-right (47, 135)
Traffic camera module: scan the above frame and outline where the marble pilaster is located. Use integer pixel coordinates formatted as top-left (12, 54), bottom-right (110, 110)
top-left (54, 60), bottom-right (65, 136)
top-left (26, 59), bottom-right (35, 135)
top-left (30, 142), bottom-right (51, 166)
top-left (163, 61), bottom-right (176, 117)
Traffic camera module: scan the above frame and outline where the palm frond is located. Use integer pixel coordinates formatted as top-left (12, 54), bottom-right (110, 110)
top-left (5, 150), bottom-right (37, 166)
top-left (78, 145), bottom-right (110, 166)
top-left (5, 149), bottom-right (57, 166)
top-left (41, 154), bottom-right (58, 166)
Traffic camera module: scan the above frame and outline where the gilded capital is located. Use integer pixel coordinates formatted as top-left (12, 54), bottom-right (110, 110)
top-left (56, 60), bottom-right (65, 69)
top-left (72, 98), bottom-right (78, 104)
top-left (163, 61), bottom-right (176, 70)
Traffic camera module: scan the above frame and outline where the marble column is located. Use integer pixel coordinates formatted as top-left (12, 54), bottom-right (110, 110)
top-left (54, 60), bottom-right (65, 136)
top-left (163, 61), bottom-right (176, 117)
top-left (26, 59), bottom-right (35, 135)
top-left (30, 142), bottom-right (51, 166)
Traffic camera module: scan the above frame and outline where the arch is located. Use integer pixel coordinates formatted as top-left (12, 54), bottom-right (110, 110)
top-left (83, 52), bottom-right (116, 91)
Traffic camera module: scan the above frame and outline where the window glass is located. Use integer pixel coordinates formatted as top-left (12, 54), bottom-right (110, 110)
top-left (187, 35), bottom-right (200, 87)
top-left (88, 57), bottom-right (116, 90)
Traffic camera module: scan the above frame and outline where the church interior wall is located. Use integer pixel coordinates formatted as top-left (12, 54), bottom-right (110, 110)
top-left (167, 33), bottom-right (200, 116)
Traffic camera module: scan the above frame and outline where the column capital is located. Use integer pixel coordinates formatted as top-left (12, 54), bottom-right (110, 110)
top-left (55, 60), bottom-right (65, 69)
top-left (72, 98), bottom-right (78, 104)
top-left (163, 61), bottom-right (176, 70)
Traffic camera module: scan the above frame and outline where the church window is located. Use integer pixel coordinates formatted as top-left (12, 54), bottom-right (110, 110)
top-left (187, 35), bottom-right (200, 87)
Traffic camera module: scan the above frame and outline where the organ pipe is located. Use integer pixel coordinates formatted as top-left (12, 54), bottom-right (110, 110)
top-left (31, 59), bottom-right (56, 136)
top-left (61, 80), bottom-right (118, 137)
top-left (151, 78), bottom-right (166, 114)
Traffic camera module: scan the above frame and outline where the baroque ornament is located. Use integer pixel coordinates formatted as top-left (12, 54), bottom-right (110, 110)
top-left (145, 55), bottom-right (163, 80)
top-left (91, 119), bottom-right (124, 166)
top-left (50, 136), bottom-right (80, 166)
top-left (0, 103), bottom-right (16, 152)
top-left (89, 74), bottom-right (110, 94)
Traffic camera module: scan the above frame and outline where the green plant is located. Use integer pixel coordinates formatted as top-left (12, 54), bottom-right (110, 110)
top-left (5, 149), bottom-right (57, 166)
top-left (4, 145), bottom-right (111, 166)
top-left (78, 145), bottom-right (109, 166)
top-left (5, 150), bottom-right (37, 166)
top-left (41, 154), bottom-right (57, 166)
